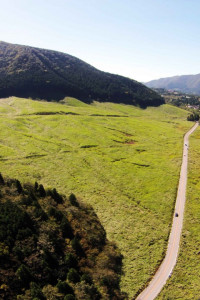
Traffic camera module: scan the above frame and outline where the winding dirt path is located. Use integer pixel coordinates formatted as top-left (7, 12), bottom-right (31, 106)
top-left (136, 122), bottom-right (198, 300)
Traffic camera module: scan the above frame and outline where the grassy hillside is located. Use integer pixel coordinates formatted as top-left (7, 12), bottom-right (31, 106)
top-left (0, 97), bottom-right (191, 298)
top-left (157, 126), bottom-right (200, 300)
top-left (0, 41), bottom-right (163, 107)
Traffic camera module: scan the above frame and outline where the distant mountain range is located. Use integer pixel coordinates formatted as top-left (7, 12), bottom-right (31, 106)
top-left (146, 74), bottom-right (200, 94)
top-left (0, 41), bottom-right (163, 107)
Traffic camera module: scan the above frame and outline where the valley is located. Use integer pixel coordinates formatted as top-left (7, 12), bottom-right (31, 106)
top-left (0, 97), bottom-right (192, 298)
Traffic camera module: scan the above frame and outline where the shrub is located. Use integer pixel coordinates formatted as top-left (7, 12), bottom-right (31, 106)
top-left (100, 274), bottom-right (119, 289)
top-left (74, 281), bottom-right (101, 300)
top-left (16, 228), bottom-right (33, 240)
top-left (65, 253), bottom-right (77, 269)
top-left (81, 273), bottom-right (93, 285)
top-left (0, 242), bottom-right (9, 257)
top-left (42, 284), bottom-right (61, 299)
top-left (13, 246), bottom-right (23, 260)
top-left (20, 195), bottom-right (32, 206)
top-left (187, 113), bottom-right (199, 121)
top-left (71, 237), bottom-right (84, 256)
top-left (38, 184), bottom-right (46, 197)
top-left (61, 217), bottom-right (73, 238)
top-left (34, 181), bottom-right (38, 191)
top-left (28, 191), bottom-right (37, 201)
top-left (52, 188), bottom-right (63, 204)
top-left (48, 207), bottom-right (63, 222)
top-left (69, 193), bottom-right (79, 207)
top-left (64, 295), bottom-right (75, 300)
top-left (34, 207), bottom-right (48, 221)
top-left (16, 264), bottom-right (32, 286)
top-left (56, 280), bottom-right (73, 294)
top-left (21, 190), bottom-right (38, 206)
top-left (67, 268), bottom-right (80, 283)
top-left (43, 249), bottom-right (58, 269)
top-left (30, 282), bottom-right (45, 299)
top-left (16, 180), bottom-right (23, 194)
top-left (0, 173), bottom-right (5, 185)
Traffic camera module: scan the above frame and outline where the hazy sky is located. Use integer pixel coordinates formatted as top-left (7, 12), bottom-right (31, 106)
top-left (1, 0), bottom-right (200, 82)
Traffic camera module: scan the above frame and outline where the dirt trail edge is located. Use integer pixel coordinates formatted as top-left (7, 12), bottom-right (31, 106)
top-left (136, 122), bottom-right (199, 300)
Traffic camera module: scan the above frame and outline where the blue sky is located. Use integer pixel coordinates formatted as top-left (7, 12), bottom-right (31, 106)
top-left (1, 0), bottom-right (200, 82)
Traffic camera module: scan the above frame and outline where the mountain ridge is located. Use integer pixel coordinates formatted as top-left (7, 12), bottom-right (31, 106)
top-left (145, 73), bottom-right (200, 94)
top-left (0, 41), bottom-right (163, 107)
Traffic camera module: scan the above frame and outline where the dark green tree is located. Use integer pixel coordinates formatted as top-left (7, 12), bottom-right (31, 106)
top-left (65, 253), bottom-right (77, 269)
top-left (69, 193), bottom-right (79, 207)
top-left (48, 207), bottom-right (63, 222)
top-left (0, 173), bottom-right (5, 185)
top-left (34, 181), bottom-right (39, 191)
top-left (67, 268), bottom-right (80, 283)
top-left (56, 280), bottom-right (73, 294)
top-left (52, 188), bottom-right (63, 204)
top-left (187, 113), bottom-right (199, 121)
top-left (61, 217), bottom-right (73, 239)
top-left (16, 179), bottom-right (23, 194)
top-left (81, 273), bottom-right (93, 285)
top-left (30, 282), bottom-right (45, 299)
top-left (71, 237), bottom-right (84, 256)
top-left (16, 264), bottom-right (32, 287)
top-left (38, 184), bottom-right (46, 197)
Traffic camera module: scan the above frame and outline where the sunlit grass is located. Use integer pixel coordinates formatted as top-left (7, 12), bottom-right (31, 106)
top-left (0, 97), bottom-right (192, 298)
top-left (157, 126), bottom-right (200, 300)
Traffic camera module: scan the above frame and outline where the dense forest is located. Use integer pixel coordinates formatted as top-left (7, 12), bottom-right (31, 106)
top-left (0, 41), bottom-right (163, 107)
top-left (0, 174), bottom-right (127, 299)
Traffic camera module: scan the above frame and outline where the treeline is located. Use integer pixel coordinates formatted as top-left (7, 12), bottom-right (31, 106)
top-left (0, 173), bottom-right (127, 299)
top-left (187, 112), bottom-right (199, 121)
top-left (0, 41), bottom-right (164, 108)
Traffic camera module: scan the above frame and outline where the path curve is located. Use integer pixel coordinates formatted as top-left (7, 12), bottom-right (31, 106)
top-left (136, 122), bottom-right (198, 300)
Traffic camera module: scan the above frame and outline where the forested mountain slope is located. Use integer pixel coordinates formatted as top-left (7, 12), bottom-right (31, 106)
top-left (0, 41), bottom-right (163, 107)
top-left (0, 174), bottom-right (126, 299)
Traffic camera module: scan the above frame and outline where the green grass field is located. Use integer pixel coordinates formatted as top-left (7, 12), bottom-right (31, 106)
top-left (0, 97), bottom-right (192, 298)
top-left (157, 126), bottom-right (200, 300)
